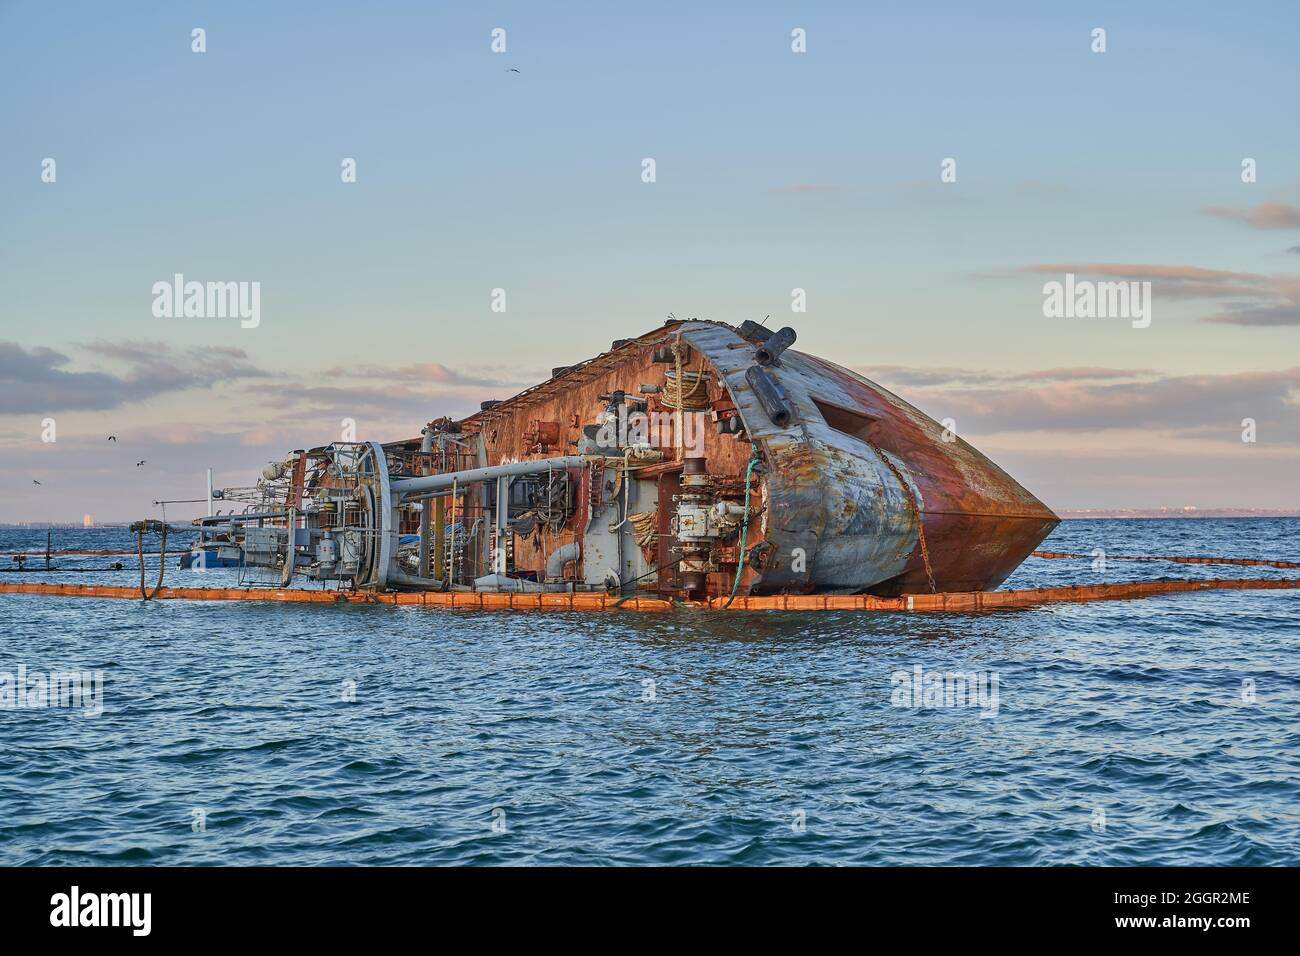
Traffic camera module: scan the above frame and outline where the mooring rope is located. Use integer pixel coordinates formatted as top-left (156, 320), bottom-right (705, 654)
top-left (663, 339), bottom-right (710, 411)
top-left (627, 511), bottom-right (658, 550)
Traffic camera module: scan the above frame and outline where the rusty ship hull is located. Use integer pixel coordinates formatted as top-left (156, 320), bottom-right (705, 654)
top-left (192, 319), bottom-right (1058, 601)
top-left (389, 320), bottom-right (1058, 598)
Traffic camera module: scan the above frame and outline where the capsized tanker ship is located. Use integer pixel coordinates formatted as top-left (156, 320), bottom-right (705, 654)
top-left (195, 319), bottom-right (1059, 600)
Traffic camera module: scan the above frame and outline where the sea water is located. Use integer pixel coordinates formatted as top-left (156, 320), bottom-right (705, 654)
top-left (1, 519), bottom-right (1296, 865)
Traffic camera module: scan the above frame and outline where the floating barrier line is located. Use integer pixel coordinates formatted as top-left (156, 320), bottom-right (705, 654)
top-left (0, 549), bottom-right (189, 557)
top-left (1, 577), bottom-right (1296, 612)
top-left (1032, 550), bottom-right (1300, 570)
top-left (1, 567), bottom-right (168, 574)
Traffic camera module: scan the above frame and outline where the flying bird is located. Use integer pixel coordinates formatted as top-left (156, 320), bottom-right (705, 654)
top-left (107, 435), bottom-right (116, 442)
top-left (32, 479), bottom-right (41, 485)
top-left (135, 460), bottom-right (147, 467)
top-left (507, 68), bottom-right (520, 73)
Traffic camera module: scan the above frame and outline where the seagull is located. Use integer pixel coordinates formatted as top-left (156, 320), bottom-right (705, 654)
top-left (135, 460), bottom-right (147, 467)
top-left (32, 479), bottom-right (41, 485)
top-left (507, 68), bottom-right (520, 73)
top-left (108, 435), bottom-right (116, 442)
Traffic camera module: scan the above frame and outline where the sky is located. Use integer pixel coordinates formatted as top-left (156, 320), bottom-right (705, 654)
top-left (1, 1), bottom-right (1298, 522)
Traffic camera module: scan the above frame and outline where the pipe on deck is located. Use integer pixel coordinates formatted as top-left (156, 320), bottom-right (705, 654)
top-left (389, 568), bottom-right (445, 591)
top-left (418, 427), bottom-right (433, 576)
top-left (755, 326), bottom-right (797, 366)
top-left (545, 541), bottom-right (580, 582)
top-left (745, 365), bottom-right (794, 428)
top-left (391, 455), bottom-right (587, 497)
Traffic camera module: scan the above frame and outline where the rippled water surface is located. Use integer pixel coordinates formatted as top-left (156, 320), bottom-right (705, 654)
top-left (2, 519), bottom-right (1297, 865)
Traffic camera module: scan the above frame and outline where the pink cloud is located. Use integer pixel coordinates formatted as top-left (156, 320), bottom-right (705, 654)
top-left (1006, 262), bottom-right (1300, 324)
top-left (1203, 202), bottom-right (1300, 230)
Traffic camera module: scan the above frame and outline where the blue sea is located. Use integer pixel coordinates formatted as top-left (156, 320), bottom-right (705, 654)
top-left (1, 518), bottom-right (1297, 866)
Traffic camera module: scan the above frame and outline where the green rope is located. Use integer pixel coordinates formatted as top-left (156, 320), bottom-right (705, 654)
top-left (722, 443), bottom-right (760, 609)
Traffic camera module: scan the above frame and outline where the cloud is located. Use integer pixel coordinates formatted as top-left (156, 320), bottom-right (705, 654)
top-left (1014, 180), bottom-right (1072, 199)
top-left (0, 427), bottom-right (327, 523)
top-left (771, 184), bottom-right (847, 194)
top-left (1013, 263), bottom-right (1265, 298)
top-left (1006, 262), bottom-right (1300, 326)
top-left (321, 361), bottom-right (531, 390)
top-left (242, 381), bottom-right (506, 422)
top-left (256, 359), bottom-right (541, 425)
top-left (866, 365), bottom-right (1155, 388)
top-left (1203, 202), bottom-right (1300, 230)
top-left (897, 180), bottom-right (975, 206)
top-left (0, 340), bottom-right (266, 414)
top-left (1203, 304), bottom-right (1300, 326)
top-left (863, 364), bottom-right (1300, 440)
top-left (863, 365), bottom-right (991, 387)
top-left (1019, 367), bottom-right (1157, 382)
top-left (989, 446), bottom-right (1300, 512)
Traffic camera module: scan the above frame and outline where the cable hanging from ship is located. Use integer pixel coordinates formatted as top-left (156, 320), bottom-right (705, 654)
top-left (134, 520), bottom-right (167, 600)
top-left (866, 441), bottom-right (937, 594)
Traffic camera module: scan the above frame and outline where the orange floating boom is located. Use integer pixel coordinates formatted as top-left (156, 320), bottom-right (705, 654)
top-left (1, 577), bottom-right (1297, 611)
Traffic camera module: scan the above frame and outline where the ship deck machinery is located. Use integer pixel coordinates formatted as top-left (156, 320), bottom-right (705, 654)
top-left (202, 320), bottom-right (1058, 599)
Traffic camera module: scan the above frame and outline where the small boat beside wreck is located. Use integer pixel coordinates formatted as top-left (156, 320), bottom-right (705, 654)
top-left (184, 319), bottom-right (1060, 601)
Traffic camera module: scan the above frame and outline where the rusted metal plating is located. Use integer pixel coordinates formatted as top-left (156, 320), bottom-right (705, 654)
top-left (416, 319), bottom-right (1058, 599)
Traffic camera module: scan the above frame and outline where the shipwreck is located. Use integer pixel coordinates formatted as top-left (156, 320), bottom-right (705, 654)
top-left (191, 319), bottom-right (1060, 601)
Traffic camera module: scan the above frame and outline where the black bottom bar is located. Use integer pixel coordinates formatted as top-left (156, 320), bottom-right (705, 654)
top-left (0, 866), bottom-right (1279, 942)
